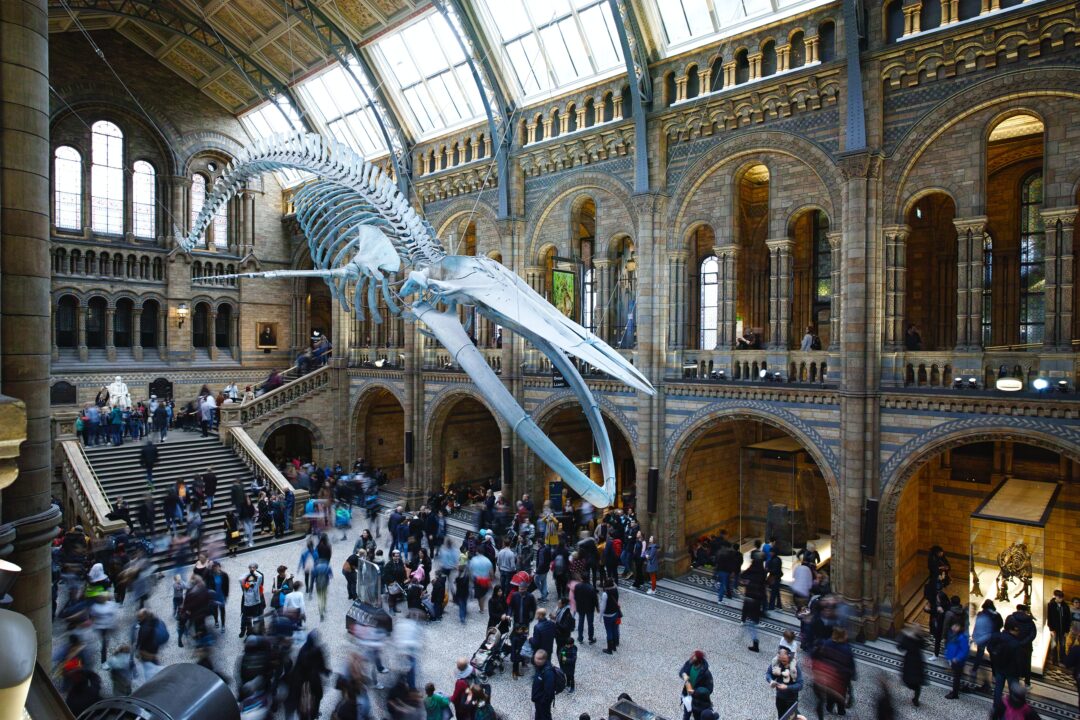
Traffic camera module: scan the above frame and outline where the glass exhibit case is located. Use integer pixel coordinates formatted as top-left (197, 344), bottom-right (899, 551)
top-left (970, 478), bottom-right (1060, 674)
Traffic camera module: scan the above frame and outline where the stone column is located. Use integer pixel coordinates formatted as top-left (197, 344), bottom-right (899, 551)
top-left (77, 299), bottom-right (88, 361)
top-left (675, 76), bottom-right (687, 103)
top-left (612, 94), bottom-right (623, 119)
top-left (170, 175), bottom-right (190, 242)
top-left (526, 122), bottom-right (537, 145)
top-left (208, 310), bottom-right (218, 361)
top-left (239, 189), bottom-right (255, 256)
top-left (942, 0), bottom-right (958, 25)
top-left (902, 2), bottom-right (922, 36)
top-left (767, 238), bottom-right (794, 349)
top-left (667, 251), bottom-right (688, 349)
top-left (105, 307), bottom-right (117, 361)
top-left (715, 246), bottom-right (738, 349)
top-left (231, 312), bottom-right (240, 360)
top-left (805, 35), bottom-right (820, 64)
top-left (699, 67), bottom-right (713, 93)
top-left (575, 105), bottom-right (586, 130)
top-left (828, 230), bottom-right (844, 351)
top-left (156, 310), bottom-right (167, 360)
top-left (748, 52), bottom-right (762, 81)
top-left (132, 308), bottom-right (143, 361)
top-left (882, 225), bottom-right (909, 350)
top-left (1, 0), bottom-right (63, 661)
top-left (591, 260), bottom-right (612, 341)
top-left (777, 44), bottom-right (790, 72)
top-left (1041, 208), bottom-right (1076, 350)
top-left (953, 217), bottom-right (987, 351)
top-left (723, 61), bottom-right (737, 87)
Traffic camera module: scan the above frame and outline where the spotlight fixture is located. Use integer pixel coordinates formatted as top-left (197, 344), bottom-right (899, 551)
top-left (995, 377), bottom-right (1023, 392)
top-left (373, 358), bottom-right (386, 368)
top-left (773, 371), bottom-right (782, 382)
top-left (759, 369), bottom-right (768, 380)
top-left (967, 377), bottom-right (978, 389)
top-left (711, 369), bottom-right (726, 380)
top-left (1057, 380), bottom-right (1069, 393)
top-left (953, 377), bottom-right (963, 389)
top-left (1032, 377), bottom-right (1050, 392)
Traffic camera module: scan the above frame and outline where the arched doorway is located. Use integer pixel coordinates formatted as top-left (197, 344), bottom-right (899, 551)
top-left (674, 416), bottom-right (833, 578)
top-left (192, 302), bottom-right (211, 350)
top-left (262, 423), bottom-right (315, 466)
top-left (432, 395), bottom-right (501, 496)
top-left (533, 405), bottom-right (636, 510)
top-left (354, 387), bottom-right (405, 485)
top-left (306, 278), bottom-right (332, 342)
top-left (890, 437), bottom-right (1079, 674)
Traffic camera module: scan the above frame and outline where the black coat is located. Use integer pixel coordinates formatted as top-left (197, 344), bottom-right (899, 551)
top-left (678, 659), bottom-right (714, 696)
top-left (531, 618), bottom-right (557, 656)
top-left (139, 443), bottom-right (158, 469)
top-left (988, 630), bottom-right (1023, 677)
top-left (1007, 612), bottom-right (1037, 647)
top-left (202, 472), bottom-right (218, 498)
top-left (574, 582), bottom-right (599, 615)
top-left (510, 591), bottom-right (537, 626)
top-left (898, 631), bottom-right (925, 690)
top-left (1047, 599), bottom-right (1071, 634)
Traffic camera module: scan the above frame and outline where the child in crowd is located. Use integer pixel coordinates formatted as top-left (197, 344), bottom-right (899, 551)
top-left (559, 636), bottom-right (578, 693)
top-left (780, 628), bottom-right (799, 658)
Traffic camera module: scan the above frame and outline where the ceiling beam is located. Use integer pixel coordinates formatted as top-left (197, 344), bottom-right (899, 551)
top-left (609, 0), bottom-right (650, 194)
top-left (51, 0), bottom-right (313, 131)
top-left (283, 0), bottom-right (415, 198)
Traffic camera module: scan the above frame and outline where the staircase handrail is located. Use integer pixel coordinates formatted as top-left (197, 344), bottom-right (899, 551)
top-left (223, 425), bottom-right (310, 527)
top-left (222, 364), bottom-right (332, 427)
top-left (59, 440), bottom-right (127, 536)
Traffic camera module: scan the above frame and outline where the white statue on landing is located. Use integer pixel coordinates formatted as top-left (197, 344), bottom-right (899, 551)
top-left (107, 375), bottom-right (131, 410)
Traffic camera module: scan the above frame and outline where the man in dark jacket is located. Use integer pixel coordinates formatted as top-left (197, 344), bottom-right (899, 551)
top-left (510, 585), bottom-right (538, 630)
top-left (573, 580), bottom-right (598, 644)
top-left (139, 440), bottom-right (159, 489)
top-left (988, 620), bottom-right (1023, 709)
top-left (202, 467), bottom-right (218, 511)
top-left (553, 597), bottom-right (574, 650)
top-left (530, 608), bottom-right (557, 657)
top-left (531, 649), bottom-right (557, 720)
top-left (1007, 605), bottom-right (1038, 684)
top-left (1047, 589), bottom-right (1071, 666)
top-left (387, 506), bottom-right (404, 551)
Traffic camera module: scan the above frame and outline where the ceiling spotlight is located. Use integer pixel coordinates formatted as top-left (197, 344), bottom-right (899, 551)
top-left (712, 369), bottom-right (725, 380)
top-left (953, 377), bottom-right (963, 389)
top-left (759, 369), bottom-right (768, 380)
top-left (1032, 377), bottom-right (1049, 392)
top-left (1057, 380), bottom-right (1069, 393)
top-left (967, 377), bottom-right (978, 389)
top-left (995, 377), bottom-right (1023, 392)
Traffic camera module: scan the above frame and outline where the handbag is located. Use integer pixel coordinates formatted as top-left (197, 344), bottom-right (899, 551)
top-left (520, 639), bottom-right (534, 660)
top-left (387, 581), bottom-right (404, 597)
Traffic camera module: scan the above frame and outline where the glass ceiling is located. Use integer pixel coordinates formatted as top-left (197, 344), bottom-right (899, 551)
top-left (650, 0), bottom-right (833, 56)
top-left (296, 60), bottom-right (389, 159)
top-left (239, 98), bottom-right (310, 188)
top-left (369, 9), bottom-right (485, 138)
top-left (475, 0), bottom-right (623, 102)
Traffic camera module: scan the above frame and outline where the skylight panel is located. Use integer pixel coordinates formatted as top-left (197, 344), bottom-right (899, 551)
top-left (370, 9), bottom-right (485, 138)
top-left (239, 99), bottom-right (309, 188)
top-left (650, 0), bottom-right (835, 57)
top-left (475, 0), bottom-right (625, 102)
top-left (296, 62), bottom-right (389, 159)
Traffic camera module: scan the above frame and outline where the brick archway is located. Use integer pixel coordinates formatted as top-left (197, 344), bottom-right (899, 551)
top-left (351, 384), bottom-right (406, 483)
top-left (258, 416), bottom-right (324, 464)
top-left (425, 388), bottom-right (504, 496)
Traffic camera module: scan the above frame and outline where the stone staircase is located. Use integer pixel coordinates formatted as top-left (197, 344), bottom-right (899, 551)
top-left (75, 432), bottom-right (302, 552)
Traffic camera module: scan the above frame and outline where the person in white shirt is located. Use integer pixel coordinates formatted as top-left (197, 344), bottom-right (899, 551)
top-left (791, 560), bottom-right (813, 609)
top-left (283, 579), bottom-right (306, 626)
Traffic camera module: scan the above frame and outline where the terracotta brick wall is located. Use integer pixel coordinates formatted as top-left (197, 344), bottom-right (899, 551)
top-left (440, 398), bottom-right (501, 488)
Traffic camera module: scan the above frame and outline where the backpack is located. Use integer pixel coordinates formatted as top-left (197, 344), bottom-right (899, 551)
top-left (153, 618), bottom-right (169, 647)
top-left (555, 607), bottom-right (575, 634)
top-left (810, 335), bottom-right (822, 350)
top-left (551, 666), bottom-right (567, 694)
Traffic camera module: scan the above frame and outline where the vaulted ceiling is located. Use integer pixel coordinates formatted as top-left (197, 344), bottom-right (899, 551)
top-left (48, 0), bottom-right (428, 115)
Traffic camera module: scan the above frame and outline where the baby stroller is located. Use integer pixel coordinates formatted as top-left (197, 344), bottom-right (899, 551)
top-left (469, 626), bottom-right (506, 679)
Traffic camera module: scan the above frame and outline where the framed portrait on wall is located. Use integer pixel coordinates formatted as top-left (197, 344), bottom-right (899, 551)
top-left (551, 269), bottom-right (575, 319)
top-left (256, 322), bottom-right (279, 349)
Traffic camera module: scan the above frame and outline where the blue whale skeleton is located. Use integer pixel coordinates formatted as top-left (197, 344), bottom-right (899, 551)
top-left (183, 133), bottom-right (654, 508)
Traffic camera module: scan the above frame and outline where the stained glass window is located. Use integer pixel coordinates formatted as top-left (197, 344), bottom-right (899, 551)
top-left (477, 0), bottom-right (623, 101)
top-left (54, 146), bottom-right (82, 230)
top-left (699, 256), bottom-right (719, 349)
top-left (132, 160), bottom-right (156, 239)
top-left (1018, 172), bottom-right (1045, 344)
top-left (91, 121), bottom-right (124, 234)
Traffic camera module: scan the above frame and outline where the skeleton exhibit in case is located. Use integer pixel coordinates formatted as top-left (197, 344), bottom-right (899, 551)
top-left (183, 133), bottom-right (654, 509)
top-left (970, 478), bottom-right (1060, 674)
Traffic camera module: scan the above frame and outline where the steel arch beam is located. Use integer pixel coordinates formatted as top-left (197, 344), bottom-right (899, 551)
top-left (50, 0), bottom-right (313, 132)
top-left (609, 0), bottom-right (652, 194)
top-left (283, 0), bottom-right (415, 199)
top-left (432, 0), bottom-right (514, 219)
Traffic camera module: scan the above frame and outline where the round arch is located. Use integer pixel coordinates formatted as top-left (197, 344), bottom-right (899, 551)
top-left (425, 387), bottom-right (505, 495)
top-left (259, 417), bottom-right (324, 465)
top-left (524, 170), bottom-right (637, 262)
top-left (431, 199), bottom-right (504, 258)
top-left (351, 383), bottom-right (406, 484)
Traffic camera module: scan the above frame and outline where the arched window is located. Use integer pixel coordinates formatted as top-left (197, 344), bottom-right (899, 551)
top-left (884, 1), bottom-right (905, 44)
top-left (709, 56), bottom-right (723, 92)
top-left (132, 160), bottom-right (156, 239)
top-left (54, 146), bottom-right (82, 230)
top-left (699, 256), bottom-right (719, 350)
top-left (761, 41), bottom-right (777, 77)
top-left (735, 49), bottom-right (750, 84)
top-left (86, 297), bottom-right (107, 348)
top-left (141, 300), bottom-right (159, 348)
top-left (818, 22), bottom-right (836, 63)
top-left (91, 121), bottom-right (124, 234)
top-left (215, 305), bottom-right (232, 349)
top-left (789, 33), bottom-right (806, 68)
top-left (114, 298), bottom-right (133, 348)
top-left (1019, 171), bottom-right (1045, 344)
top-left (192, 303), bottom-right (210, 349)
top-left (56, 296), bottom-right (78, 348)
top-left (190, 173), bottom-right (207, 245)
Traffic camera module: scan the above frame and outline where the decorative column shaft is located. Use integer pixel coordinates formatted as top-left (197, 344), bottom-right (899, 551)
top-left (748, 52), bottom-right (762, 81)
top-left (827, 230), bottom-right (844, 351)
top-left (667, 252), bottom-right (688, 349)
top-left (777, 44), bottom-right (790, 72)
top-left (132, 308), bottom-right (143, 361)
top-left (715, 246), bottom-right (738, 349)
top-left (954, 217), bottom-right (987, 351)
top-left (593, 259), bottom-right (613, 342)
top-left (805, 35), bottom-right (820, 64)
top-left (1042, 208), bottom-right (1077, 349)
top-left (882, 225), bottom-right (909, 350)
top-left (105, 307), bottom-right (116, 361)
top-left (723, 61), bottom-right (737, 87)
top-left (767, 238), bottom-right (794, 349)
top-left (675, 77), bottom-right (687, 103)
top-left (902, 3), bottom-right (922, 36)
top-left (208, 311), bottom-right (218, 360)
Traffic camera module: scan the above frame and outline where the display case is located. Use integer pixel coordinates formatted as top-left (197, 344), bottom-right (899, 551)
top-left (970, 478), bottom-right (1059, 674)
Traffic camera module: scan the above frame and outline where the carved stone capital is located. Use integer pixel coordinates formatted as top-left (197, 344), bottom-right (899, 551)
top-left (953, 216), bottom-right (989, 236)
top-left (838, 151), bottom-right (883, 180)
top-left (826, 230), bottom-right (844, 251)
top-left (882, 224), bottom-right (911, 243)
top-left (713, 245), bottom-right (739, 259)
top-left (766, 237), bottom-right (795, 253)
top-left (1040, 207), bottom-right (1077, 228)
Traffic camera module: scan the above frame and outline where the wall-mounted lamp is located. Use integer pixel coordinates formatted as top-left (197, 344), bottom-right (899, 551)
top-left (176, 302), bottom-right (189, 329)
top-left (995, 377), bottom-right (1023, 392)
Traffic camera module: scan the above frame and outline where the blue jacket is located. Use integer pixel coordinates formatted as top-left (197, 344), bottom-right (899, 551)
top-left (945, 630), bottom-right (970, 665)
